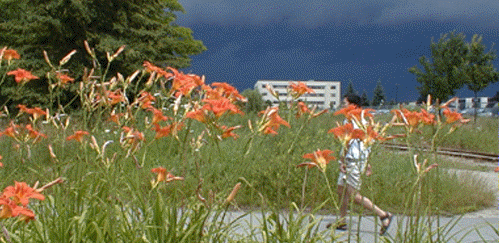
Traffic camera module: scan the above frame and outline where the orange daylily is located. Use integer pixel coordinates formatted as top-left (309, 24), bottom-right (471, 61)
top-left (106, 90), bottom-right (126, 105)
top-left (152, 122), bottom-right (183, 139)
top-left (7, 68), bottom-right (39, 84)
top-left (298, 149), bottom-right (336, 172)
top-left (2, 181), bottom-right (45, 206)
top-left (185, 109), bottom-right (208, 123)
top-left (108, 111), bottom-right (125, 125)
top-left (419, 109), bottom-right (436, 125)
top-left (56, 73), bottom-right (75, 85)
top-left (0, 196), bottom-right (36, 222)
top-left (202, 98), bottom-right (244, 117)
top-left (136, 91), bottom-right (156, 109)
top-left (443, 108), bottom-right (470, 124)
top-left (2, 123), bottom-right (20, 139)
top-left (143, 61), bottom-right (172, 79)
top-left (289, 82), bottom-right (314, 98)
top-left (17, 105), bottom-right (47, 120)
top-left (211, 82), bottom-right (246, 102)
top-left (296, 101), bottom-right (310, 118)
top-left (121, 126), bottom-right (145, 151)
top-left (328, 123), bottom-right (365, 148)
top-left (258, 107), bottom-right (291, 135)
top-left (219, 125), bottom-right (242, 140)
top-left (25, 124), bottom-right (47, 141)
top-left (2, 49), bottom-right (20, 61)
top-left (148, 107), bottom-right (170, 124)
top-left (168, 67), bottom-right (203, 96)
top-left (335, 104), bottom-right (374, 122)
top-left (66, 131), bottom-right (90, 142)
top-left (151, 167), bottom-right (184, 183)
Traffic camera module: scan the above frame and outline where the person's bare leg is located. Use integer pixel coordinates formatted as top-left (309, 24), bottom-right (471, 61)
top-left (336, 184), bottom-right (349, 225)
top-left (345, 185), bottom-right (387, 218)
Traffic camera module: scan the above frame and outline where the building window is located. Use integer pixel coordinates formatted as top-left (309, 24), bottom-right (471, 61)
top-left (331, 93), bottom-right (336, 97)
top-left (331, 85), bottom-right (336, 89)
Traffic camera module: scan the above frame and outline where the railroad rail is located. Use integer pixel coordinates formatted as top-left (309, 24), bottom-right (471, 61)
top-left (381, 143), bottom-right (499, 163)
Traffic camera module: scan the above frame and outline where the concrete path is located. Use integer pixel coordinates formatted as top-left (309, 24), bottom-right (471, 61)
top-left (219, 162), bottom-right (499, 242)
top-left (219, 209), bottom-right (499, 242)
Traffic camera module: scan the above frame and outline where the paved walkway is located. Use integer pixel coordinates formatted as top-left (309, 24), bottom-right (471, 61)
top-left (222, 210), bottom-right (499, 242)
top-left (222, 164), bottom-right (499, 242)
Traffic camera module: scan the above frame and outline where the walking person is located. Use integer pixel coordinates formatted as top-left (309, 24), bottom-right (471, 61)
top-left (328, 94), bottom-right (393, 236)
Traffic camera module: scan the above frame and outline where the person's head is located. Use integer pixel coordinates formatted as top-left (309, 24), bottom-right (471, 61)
top-left (343, 94), bottom-right (362, 107)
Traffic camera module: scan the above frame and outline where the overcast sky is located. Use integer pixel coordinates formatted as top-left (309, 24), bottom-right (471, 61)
top-left (174, 0), bottom-right (499, 102)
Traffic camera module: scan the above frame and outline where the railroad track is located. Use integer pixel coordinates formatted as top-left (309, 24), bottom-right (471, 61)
top-left (381, 143), bottom-right (498, 163)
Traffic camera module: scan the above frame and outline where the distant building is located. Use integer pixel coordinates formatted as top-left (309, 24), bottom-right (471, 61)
top-left (446, 97), bottom-right (495, 110)
top-left (254, 80), bottom-right (341, 110)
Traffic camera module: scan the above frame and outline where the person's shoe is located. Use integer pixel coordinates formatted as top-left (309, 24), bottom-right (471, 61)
top-left (379, 212), bottom-right (393, 235)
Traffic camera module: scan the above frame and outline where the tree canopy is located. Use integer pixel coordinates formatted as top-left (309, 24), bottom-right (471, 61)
top-left (344, 80), bottom-right (356, 97)
top-left (371, 80), bottom-right (385, 106)
top-left (409, 31), bottom-right (499, 103)
top-left (0, 0), bottom-right (206, 75)
top-left (0, 0), bottom-right (206, 108)
top-left (409, 31), bottom-right (468, 102)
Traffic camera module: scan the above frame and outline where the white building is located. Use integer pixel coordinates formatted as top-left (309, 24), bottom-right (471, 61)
top-left (447, 97), bottom-right (494, 110)
top-left (254, 80), bottom-right (341, 110)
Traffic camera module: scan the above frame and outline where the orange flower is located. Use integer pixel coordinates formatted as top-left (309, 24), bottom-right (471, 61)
top-left (298, 149), bottom-right (336, 172)
top-left (220, 125), bottom-right (242, 140)
top-left (143, 61), bottom-right (172, 79)
top-left (152, 122), bottom-right (183, 139)
top-left (168, 67), bottom-right (203, 96)
top-left (151, 167), bottom-right (184, 183)
top-left (289, 82), bottom-right (314, 98)
top-left (136, 91), bottom-right (156, 109)
top-left (443, 108), bottom-right (470, 124)
top-left (258, 107), bottom-right (290, 135)
top-left (151, 167), bottom-right (167, 182)
top-left (296, 101), bottom-right (310, 118)
top-left (185, 109), bottom-right (208, 123)
top-left (66, 130), bottom-right (89, 142)
top-left (328, 123), bottom-right (365, 148)
top-left (2, 123), bottom-right (20, 139)
top-left (202, 98), bottom-right (244, 117)
top-left (108, 111), bottom-right (125, 125)
top-left (0, 197), bottom-right (35, 222)
top-left (56, 73), bottom-right (75, 85)
top-left (335, 104), bottom-right (373, 122)
top-left (121, 126), bottom-right (145, 153)
top-left (2, 181), bottom-right (45, 206)
top-left (148, 107), bottom-right (170, 124)
top-left (334, 104), bottom-right (358, 117)
top-left (106, 90), bottom-right (126, 105)
top-left (7, 68), bottom-right (38, 84)
top-left (17, 105), bottom-right (47, 120)
top-left (211, 82), bottom-right (246, 102)
top-left (25, 124), bottom-right (47, 141)
top-left (419, 109), bottom-right (435, 125)
top-left (2, 49), bottom-right (20, 61)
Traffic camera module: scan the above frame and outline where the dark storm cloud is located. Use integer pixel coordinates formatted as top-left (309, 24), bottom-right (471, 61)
top-left (177, 0), bottom-right (499, 29)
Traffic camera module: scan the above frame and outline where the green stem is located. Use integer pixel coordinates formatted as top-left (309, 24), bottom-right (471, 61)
top-left (287, 116), bottom-right (310, 154)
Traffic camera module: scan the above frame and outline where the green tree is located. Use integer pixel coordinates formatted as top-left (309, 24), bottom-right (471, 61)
top-left (360, 91), bottom-right (370, 107)
top-left (459, 34), bottom-right (499, 122)
top-left (371, 80), bottom-right (385, 106)
top-left (344, 80), bottom-right (356, 97)
top-left (241, 88), bottom-right (265, 114)
top-left (409, 31), bottom-right (468, 102)
top-left (0, 0), bottom-right (206, 107)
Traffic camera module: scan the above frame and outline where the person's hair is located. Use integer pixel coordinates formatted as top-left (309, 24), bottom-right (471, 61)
top-left (344, 94), bottom-right (362, 107)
